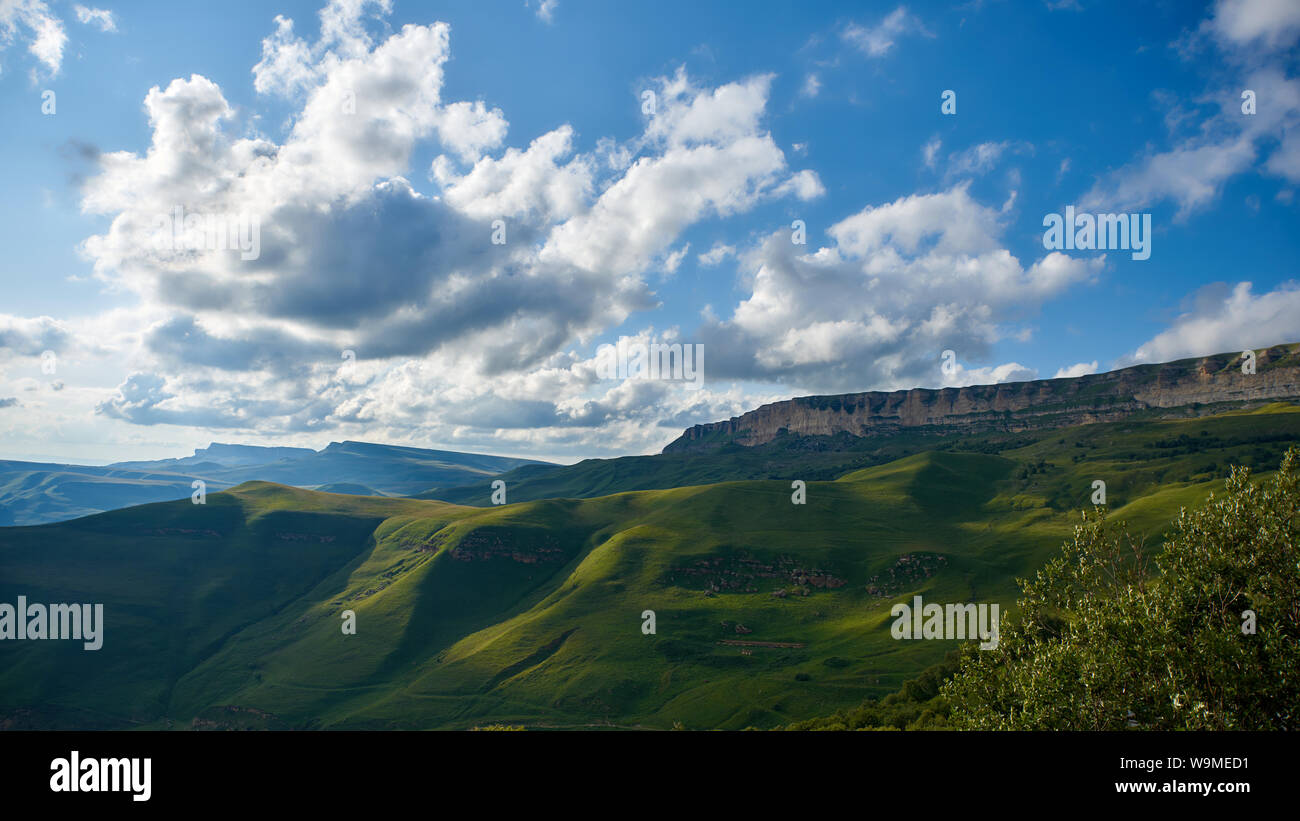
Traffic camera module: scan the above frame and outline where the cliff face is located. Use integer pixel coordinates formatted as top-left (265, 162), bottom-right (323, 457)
top-left (664, 344), bottom-right (1300, 452)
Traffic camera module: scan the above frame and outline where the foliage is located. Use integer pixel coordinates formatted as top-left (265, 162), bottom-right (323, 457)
top-left (780, 654), bottom-right (959, 731)
top-left (944, 447), bottom-right (1300, 730)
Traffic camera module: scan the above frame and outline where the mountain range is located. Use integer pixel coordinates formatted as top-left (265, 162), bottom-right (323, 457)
top-left (1, 344), bottom-right (1298, 729)
top-left (425, 344), bottom-right (1300, 506)
top-left (0, 441), bottom-right (548, 526)
top-left (666, 343), bottom-right (1300, 450)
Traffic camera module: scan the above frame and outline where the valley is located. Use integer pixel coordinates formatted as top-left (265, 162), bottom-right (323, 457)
top-left (2, 400), bottom-right (1297, 729)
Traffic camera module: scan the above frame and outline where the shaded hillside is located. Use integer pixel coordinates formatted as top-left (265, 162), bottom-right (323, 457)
top-left (2, 405), bottom-right (1297, 730)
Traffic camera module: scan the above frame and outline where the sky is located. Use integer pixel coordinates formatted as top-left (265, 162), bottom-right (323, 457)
top-left (0, 0), bottom-right (1297, 465)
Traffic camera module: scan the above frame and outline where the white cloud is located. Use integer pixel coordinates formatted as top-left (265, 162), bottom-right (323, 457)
top-left (251, 15), bottom-right (316, 97)
top-left (801, 72), bottom-right (821, 98)
top-left (698, 243), bottom-right (736, 266)
top-left (697, 184), bottom-right (1099, 392)
top-left (841, 6), bottom-right (931, 58)
top-left (0, 0), bottom-right (66, 77)
top-left (73, 5), bottom-right (115, 33)
top-left (922, 137), bottom-right (941, 169)
top-left (55, 5), bottom-right (820, 458)
top-left (1207, 0), bottom-right (1300, 53)
top-left (941, 360), bottom-right (1038, 388)
top-left (529, 0), bottom-right (558, 24)
top-left (774, 168), bottom-right (825, 200)
top-left (0, 314), bottom-right (74, 356)
top-left (1053, 361), bottom-right (1098, 378)
top-left (1084, 2), bottom-right (1300, 218)
top-left (542, 70), bottom-right (809, 279)
top-left (1082, 131), bottom-right (1258, 219)
top-left (1130, 281), bottom-right (1300, 364)
top-left (944, 140), bottom-right (1029, 179)
top-left (433, 125), bottom-right (591, 221)
top-left (662, 243), bottom-right (690, 274)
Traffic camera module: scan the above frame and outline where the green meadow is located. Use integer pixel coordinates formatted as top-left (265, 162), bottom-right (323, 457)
top-left (2, 403), bottom-right (1297, 729)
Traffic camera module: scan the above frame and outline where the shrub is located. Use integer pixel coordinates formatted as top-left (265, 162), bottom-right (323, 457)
top-left (944, 447), bottom-right (1300, 730)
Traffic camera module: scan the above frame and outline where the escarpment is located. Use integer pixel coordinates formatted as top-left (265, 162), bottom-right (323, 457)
top-left (664, 344), bottom-right (1300, 451)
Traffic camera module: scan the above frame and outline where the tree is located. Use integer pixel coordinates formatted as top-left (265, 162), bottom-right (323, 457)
top-left (944, 447), bottom-right (1300, 730)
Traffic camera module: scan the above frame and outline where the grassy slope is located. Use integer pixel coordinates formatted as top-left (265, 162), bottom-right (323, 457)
top-left (2, 405), bottom-right (1298, 729)
top-left (414, 428), bottom-right (1002, 506)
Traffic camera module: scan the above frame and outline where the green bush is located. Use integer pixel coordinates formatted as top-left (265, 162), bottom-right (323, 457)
top-left (944, 447), bottom-right (1300, 730)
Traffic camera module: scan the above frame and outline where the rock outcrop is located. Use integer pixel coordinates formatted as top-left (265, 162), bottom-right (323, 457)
top-left (664, 343), bottom-right (1300, 451)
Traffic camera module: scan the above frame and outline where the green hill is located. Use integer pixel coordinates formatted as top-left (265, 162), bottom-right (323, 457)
top-left (0, 441), bottom-right (551, 527)
top-left (2, 404), bottom-right (1298, 729)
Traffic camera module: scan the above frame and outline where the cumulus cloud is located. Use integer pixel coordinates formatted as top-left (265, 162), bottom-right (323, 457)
top-left (696, 184), bottom-right (1100, 393)
top-left (67, 3), bottom-right (820, 453)
top-left (0, 314), bottom-right (73, 356)
top-left (95, 371), bottom-right (264, 428)
top-left (774, 169), bottom-right (826, 200)
top-left (1206, 0), bottom-right (1300, 53)
top-left (1054, 361), bottom-right (1098, 378)
top-left (540, 70), bottom-right (805, 280)
top-left (942, 360), bottom-right (1037, 387)
top-left (1129, 281), bottom-right (1300, 364)
top-left (431, 125), bottom-right (591, 221)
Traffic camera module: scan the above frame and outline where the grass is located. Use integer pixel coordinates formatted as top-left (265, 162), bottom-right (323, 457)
top-left (2, 403), bottom-right (1298, 729)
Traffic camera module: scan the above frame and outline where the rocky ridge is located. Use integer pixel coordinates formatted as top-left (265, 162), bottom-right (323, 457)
top-left (664, 344), bottom-right (1300, 451)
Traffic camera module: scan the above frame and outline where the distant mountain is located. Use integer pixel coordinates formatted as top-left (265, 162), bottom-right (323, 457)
top-left (423, 345), bottom-right (1300, 506)
top-left (0, 462), bottom-right (222, 528)
top-left (0, 442), bottom-right (549, 526)
top-left (666, 343), bottom-right (1300, 451)
top-left (110, 442), bottom-right (317, 472)
top-left (112, 440), bottom-right (549, 495)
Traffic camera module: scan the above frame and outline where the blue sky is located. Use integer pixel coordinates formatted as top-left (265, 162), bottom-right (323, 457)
top-left (0, 0), bottom-right (1297, 465)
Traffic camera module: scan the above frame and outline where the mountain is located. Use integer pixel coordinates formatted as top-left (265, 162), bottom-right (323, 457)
top-left (420, 429), bottom-right (961, 506)
top-left (423, 344), bottom-right (1300, 507)
top-left (666, 343), bottom-right (1300, 451)
top-left (110, 442), bottom-right (318, 472)
top-left (170, 441), bottom-right (548, 494)
top-left (2, 401), bottom-right (1298, 729)
top-left (0, 462), bottom-right (227, 528)
top-left (0, 442), bottom-right (550, 526)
